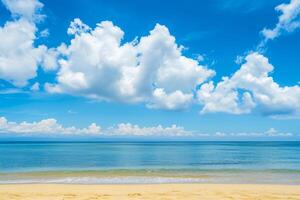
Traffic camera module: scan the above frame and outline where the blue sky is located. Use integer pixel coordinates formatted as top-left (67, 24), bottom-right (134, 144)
top-left (0, 0), bottom-right (299, 140)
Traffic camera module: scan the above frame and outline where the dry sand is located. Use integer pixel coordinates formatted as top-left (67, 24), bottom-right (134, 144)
top-left (0, 184), bottom-right (300, 200)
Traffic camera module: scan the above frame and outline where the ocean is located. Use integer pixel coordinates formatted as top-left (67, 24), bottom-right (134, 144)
top-left (0, 141), bottom-right (300, 184)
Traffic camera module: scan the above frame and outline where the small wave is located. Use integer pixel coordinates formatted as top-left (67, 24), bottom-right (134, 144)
top-left (0, 176), bottom-right (207, 184)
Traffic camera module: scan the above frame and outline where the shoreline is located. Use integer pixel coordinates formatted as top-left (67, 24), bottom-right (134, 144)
top-left (1, 183), bottom-right (300, 200)
top-left (2, 169), bottom-right (300, 185)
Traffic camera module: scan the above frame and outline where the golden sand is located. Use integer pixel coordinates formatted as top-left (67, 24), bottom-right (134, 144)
top-left (0, 184), bottom-right (300, 200)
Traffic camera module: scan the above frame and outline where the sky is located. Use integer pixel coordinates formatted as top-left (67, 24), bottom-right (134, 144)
top-left (0, 0), bottom-right (300, 140)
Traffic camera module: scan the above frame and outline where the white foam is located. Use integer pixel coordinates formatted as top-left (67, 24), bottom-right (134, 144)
top-left (0, 176), bottom-right (206, 184)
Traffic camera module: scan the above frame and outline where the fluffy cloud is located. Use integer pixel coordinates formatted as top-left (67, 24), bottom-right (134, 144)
top-left (261, 0), bottom-right (300, 41)
top-left (106, 123), bottom-right (191, 136)
top-left (197, 52), bottom-right (300, 117)
top-left (198, 80), bottom-right (255, 114)
top-left (0, 19), bottom-right (42, 87)
top-left (46, 19), bottom-right (214, 110)
top-left (0, 116), bottom-right (294, 137)
top-left (147, 88), bottom-right (193, 110)
top-left (0, 0), bottom-right (299, 118)
top-left (1, 0), bottom-right (44, 21)
top-left (0, 117), bottom-right (101, 135)
top-left (0, 0), bottom-right (58, 87)
top-left (67, 18), bottom-right (91, 35)
top-left (0, 117), bottom-right (191, 136)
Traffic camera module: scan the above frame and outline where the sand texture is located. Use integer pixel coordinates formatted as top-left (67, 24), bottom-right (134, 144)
top-left (0, 184), bottom-right (300, 200)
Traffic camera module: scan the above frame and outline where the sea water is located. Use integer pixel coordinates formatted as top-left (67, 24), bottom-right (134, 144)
top-left (0, 141), bottom-right (300, 184)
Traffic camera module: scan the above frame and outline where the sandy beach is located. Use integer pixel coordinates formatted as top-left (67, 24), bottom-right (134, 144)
top-left (0, 184), bottom-right (300, 200)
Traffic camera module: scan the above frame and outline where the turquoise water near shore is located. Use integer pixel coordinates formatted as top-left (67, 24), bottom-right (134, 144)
top-left (0, 141), bottom-right (300, 184)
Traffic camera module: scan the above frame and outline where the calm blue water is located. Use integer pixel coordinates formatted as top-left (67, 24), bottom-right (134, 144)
top-left (0, 141), bottom-right (300, 184)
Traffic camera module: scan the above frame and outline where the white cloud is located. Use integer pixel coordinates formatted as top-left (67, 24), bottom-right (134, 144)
top-left (67, 18), bottom-right (91, 35)
top-left (0, 19), bottom-right (44, 87)
top-left (0, 88), bottom-right (27, 94)
top-left (198, 80), bottom-right (255, 114)
top-left (147, 88), bottom-right (193, 110)
top-left (0, 116), bottom-right (294, 137)
top-left (0, 117), bottom-right (191, 137)
top-left (0, 117), bottom-right (101, 135)
top-left (0, 0), bottom-right (298, 118)
top-left (197, 52), bottom-right (300, 117)
top-left (261, 0), bottom-right (300, 41)
top-left (1, 0), bottom-right (44, 21)
top-left (41, 47), bottom-right (59, 71)
top-left (46, 19), bottom-right (214, 110)
top-left (265, 127), bottom-right (277, 135)
top-left (264, 127), bottom-right (293, 136)
top-left (215, 132), bottom-right (227, 137)
top-left (0, 0), bottom-right (58, 87)
top-left (106, 123), bottom-right (192, 137)
top-left (215, 128), bottom-right (293, 137)
top-left (30, 82), bottom-right (39, 91)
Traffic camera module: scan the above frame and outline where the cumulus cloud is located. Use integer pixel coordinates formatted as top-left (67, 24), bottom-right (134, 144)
top-left (0, 116), bottom-right (294, 137)
top-left (0, 117), bottom-right (191, 137)
top-left (1, 0), bottom-right (44, 21)
top-left (67, 18), bottom-right (91, 35)
top-left (261, 0), bottom-right (300, 42)
top-left (197, 52), bottom-right (300, 117)
top-left (0, 19), bottom-right (43, 86)
top-left (198, 80), bottom-right (255, 114)
top-left (0, 117), bottom-right (101, 135)
top-left (46, 19), bottom-right (214, 110)
top-left (0, 0), bottom-right (299, 118)
top-left (0, 0), bottom-right (58, 87)
top-left (147, 88), bottom-right (193, 110)
top-left (106, 123), bottom-right (192, 136)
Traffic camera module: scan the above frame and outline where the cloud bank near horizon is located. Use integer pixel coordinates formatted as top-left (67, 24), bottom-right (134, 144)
top-left (0, 116), bottom-right (294, 138)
